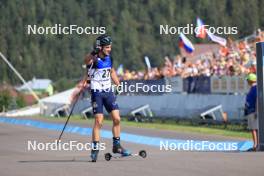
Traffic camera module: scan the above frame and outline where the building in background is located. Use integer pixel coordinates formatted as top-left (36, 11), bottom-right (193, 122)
top-left (16, 78), bottom-right (54, 96)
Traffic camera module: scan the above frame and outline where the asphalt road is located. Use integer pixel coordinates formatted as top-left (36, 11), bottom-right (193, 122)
top-left (0, 119), bottom-right (263, 176)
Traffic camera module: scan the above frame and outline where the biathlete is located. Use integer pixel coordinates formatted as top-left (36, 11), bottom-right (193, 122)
top-left (84, 34), bottom-right (131, 162)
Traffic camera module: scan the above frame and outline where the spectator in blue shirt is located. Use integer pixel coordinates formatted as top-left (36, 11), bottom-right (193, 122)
top-left (244, 73), bottom-right (258, 151)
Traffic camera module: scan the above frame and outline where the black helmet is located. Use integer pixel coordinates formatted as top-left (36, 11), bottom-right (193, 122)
top-left (96, 34), bottom-right (112, 47)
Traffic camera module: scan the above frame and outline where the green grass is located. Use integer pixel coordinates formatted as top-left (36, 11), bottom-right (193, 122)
top-left (31, 115), bottom-right (251, 139)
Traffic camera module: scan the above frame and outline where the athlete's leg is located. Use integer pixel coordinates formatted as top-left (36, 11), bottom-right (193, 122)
top-left (90, 91), bottom-right (104, 161)
top-left (111, 111), bottom-right (131, 156)
top-left (103, 91), bottom-right (131, 156)
top-left (91, 113), bottom-right (104, 162)
top-left (91, 91), bottom-right (104, 141)
top-left (92, 113), bottom-right (104, 142)
top-left (252, 129), bottom-right (258, 150)
top-left (103, 91), bottom-right (120, 137)
top-left (111, 109), bottom-right (120, 138)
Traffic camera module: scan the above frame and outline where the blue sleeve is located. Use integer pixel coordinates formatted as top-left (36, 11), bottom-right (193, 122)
top-left (110, 56), bottom-right (113, 68)
top-left (244, 85), bottom-right (257, 115)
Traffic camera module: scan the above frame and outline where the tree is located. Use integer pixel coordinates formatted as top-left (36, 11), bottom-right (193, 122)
top-left (0, 90), bottom-right (11, 112)
top-left (0, 0), bottom-right (263, 89)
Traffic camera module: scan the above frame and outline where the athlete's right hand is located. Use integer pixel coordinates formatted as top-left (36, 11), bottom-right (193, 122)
top-left (91, 46), bottom-right (101, 56)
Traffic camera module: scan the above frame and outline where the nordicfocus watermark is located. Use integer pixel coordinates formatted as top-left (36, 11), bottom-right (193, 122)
top-left (160, 24), bottom-right (238, 35)
top-left (118, 82), bottom-right (172, 93)
top-left (95, 82), bottom-right (172, 94)
top-left (27, 140), bottom-right (106, 151)
top-left (27, 24), bottom-right (106, 35)
top-left (160, 140), bottom-right (238, 151)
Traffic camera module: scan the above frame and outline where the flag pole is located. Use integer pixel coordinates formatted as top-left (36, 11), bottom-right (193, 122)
top-left (0, 52), bottom-right (45, 109)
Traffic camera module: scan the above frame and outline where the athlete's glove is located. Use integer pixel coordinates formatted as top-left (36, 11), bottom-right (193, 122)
top-left (114, 85), bottom-right (122, 95)
top-left (90, 46), bottom-right (101, 56)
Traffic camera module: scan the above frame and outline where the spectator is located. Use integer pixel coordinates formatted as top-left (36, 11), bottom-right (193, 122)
top-left (117, 32), bottom-right (260, 81)
top-left (244, 73), bottom-right (258, 151)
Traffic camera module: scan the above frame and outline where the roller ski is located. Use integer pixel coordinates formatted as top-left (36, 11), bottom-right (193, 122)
top-left (104, 149), bottom-right (147, 161)
top-left (104, 142), bottom-right (147, 161)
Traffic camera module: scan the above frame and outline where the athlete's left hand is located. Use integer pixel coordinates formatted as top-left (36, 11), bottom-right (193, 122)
top-left (114, 85), bottom-right (122, 95)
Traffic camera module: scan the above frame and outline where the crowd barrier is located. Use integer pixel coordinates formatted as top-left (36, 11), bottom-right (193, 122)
top-left (210, 76), bottom-right (249, 94)
top-left (122, 75), bottom-right (249, 95)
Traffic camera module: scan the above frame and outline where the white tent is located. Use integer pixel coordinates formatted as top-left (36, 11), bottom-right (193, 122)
top-left (1, 105), bottom-right (40, 117)
top-left (40, 88), bottom-right (75, 104)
